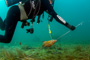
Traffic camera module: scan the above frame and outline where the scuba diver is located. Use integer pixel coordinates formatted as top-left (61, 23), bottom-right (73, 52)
top-left (0, 0), bottom-right (75, 43)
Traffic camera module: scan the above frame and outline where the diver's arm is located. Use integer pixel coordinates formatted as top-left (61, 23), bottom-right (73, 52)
top-left (48, 9), bottom-right (75, 30)
top-left (43, 0), bottom-right (75, 30)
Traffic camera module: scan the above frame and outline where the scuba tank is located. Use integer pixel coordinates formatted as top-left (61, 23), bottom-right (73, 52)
top-left (5, 0), bottom-right (29, 7)
top-left (5, 0), bottom-right (22, 7)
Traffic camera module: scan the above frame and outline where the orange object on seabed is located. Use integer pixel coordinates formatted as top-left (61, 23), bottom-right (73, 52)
top-left (19, 42), bottom-right (21, 45)
top-left (42, 40), bottom-right (57, 47)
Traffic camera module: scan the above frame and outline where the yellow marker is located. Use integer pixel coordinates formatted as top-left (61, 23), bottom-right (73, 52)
top-left (48, 24), bottom-right (51, 34)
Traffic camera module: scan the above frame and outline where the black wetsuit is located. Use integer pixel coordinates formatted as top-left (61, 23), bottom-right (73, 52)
top-left (0, 0), bottom-right (75, 43)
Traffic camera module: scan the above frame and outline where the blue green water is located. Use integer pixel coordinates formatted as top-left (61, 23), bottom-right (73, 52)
top-left (0, 0), bottom-right (90, 47)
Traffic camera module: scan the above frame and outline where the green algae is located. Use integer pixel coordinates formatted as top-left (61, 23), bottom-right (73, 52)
top-left (0, 44), bottom-right (90, 60)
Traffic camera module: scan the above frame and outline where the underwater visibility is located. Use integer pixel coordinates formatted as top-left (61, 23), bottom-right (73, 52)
top-left (0, 0), bottom-right (90, 60)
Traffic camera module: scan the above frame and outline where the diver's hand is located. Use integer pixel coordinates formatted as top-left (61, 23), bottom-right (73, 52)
top-left (69, 26), bottom-right (76, 31)
top-left (66, 23), bottom-right (76, 31)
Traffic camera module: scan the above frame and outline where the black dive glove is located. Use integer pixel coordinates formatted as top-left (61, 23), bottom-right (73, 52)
top-left (65, 23), bottom-right (76, 31)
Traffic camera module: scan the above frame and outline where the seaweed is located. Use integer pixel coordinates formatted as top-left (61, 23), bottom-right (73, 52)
top-left (16, 49), bottom-right (27, 58)
top-left (1, 49), bottom-right (16, 60)
top-left (0, 44), bottom-right (90, 60)
top-left (74, 45), bottom-right (83, 53)
top-left (21, 45), bottom-right (31, 50)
